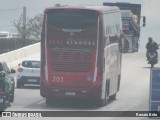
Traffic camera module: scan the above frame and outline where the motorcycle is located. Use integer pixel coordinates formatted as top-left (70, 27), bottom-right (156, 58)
top-left (147, 51), bottom-right (158, 68)
top-left (0, 89), bottom-right (10, 111)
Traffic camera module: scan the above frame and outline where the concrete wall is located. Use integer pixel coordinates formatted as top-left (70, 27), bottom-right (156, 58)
top-left (0, 43), bottom-right (40, 69)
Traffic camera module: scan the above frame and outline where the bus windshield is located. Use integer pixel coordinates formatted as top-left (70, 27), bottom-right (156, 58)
top-left (47, 9), bottom-right (98, 29)
top-left (46, 9), bottom-right (99, 49)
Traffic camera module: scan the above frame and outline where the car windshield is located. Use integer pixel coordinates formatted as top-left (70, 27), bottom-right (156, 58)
top-left (22, 61), bottom-right (40, 68)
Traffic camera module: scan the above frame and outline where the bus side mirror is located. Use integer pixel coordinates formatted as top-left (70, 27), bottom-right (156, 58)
top-left (142, 16), bottom-right (146, 27)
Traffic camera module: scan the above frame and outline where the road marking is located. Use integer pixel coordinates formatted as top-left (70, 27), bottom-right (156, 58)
top-left (36, 99), bottom-right (45, 105)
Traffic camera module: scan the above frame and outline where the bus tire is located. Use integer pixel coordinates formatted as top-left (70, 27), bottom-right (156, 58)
top-left (117, 75), bottom-right (121, 91)
top-left (46, 97), bottom-right (53, 105)
top-left (109, 93), bottom-right (116, 100)
top-left (100, 81), bottom-right (109, 106)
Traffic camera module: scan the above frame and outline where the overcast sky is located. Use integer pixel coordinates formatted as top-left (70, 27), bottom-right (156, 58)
top-left (0, 0), bottom-right (159, 50)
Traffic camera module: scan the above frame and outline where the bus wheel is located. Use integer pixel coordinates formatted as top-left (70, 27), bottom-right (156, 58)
top-left (117, 75), bottom-right (121, 91)
top-left (100, 82), bottom-right (109, 106)
top-left (46, 97), bottom-right (53, 105)
top-left (109, 93), bottom-right (116, 101)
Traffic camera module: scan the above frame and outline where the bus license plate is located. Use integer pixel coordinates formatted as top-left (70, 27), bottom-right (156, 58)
top-left (28, 79), bottom-right (37, 82)
top-left (0, 98), bottom-right (3, 103)
top-left (65, 92), bottom-right (75, 96)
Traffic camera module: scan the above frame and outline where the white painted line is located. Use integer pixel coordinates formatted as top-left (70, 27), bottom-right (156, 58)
top-left (36, 99), bottom-right (45, 105)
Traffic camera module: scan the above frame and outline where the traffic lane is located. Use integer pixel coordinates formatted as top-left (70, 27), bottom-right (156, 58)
top-left (8, 52), bottom-right (148, 111)
top-left (7, 88), bottom-right (105, 111)
top-left (99, 52), bottom-right (150, 111)
top-left (97, 52), bottom-right (157, 120)
top-left (6, 87), bottom-right (42, 111)
top-left (9, 52), bottom-right (145, 111)
top-left (6, 52), bottom-right (160, 120)
top-left (8, 75), bottom-right (105, 111)
top-left (7, 78), bottom-right (103, 111)
top-left (98, 52), bottom-right (154, 120)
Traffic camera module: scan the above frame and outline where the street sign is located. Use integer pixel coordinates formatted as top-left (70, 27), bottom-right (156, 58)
top-left (149, 67), bottom-right (160, 118)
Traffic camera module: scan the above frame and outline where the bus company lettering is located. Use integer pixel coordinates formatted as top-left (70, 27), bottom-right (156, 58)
top-left (52, 72), bottom-right (90, 76)
top-left (66, 40), bottom-right (96, 46)
top-left (49, 39), bottom-right (96, 46)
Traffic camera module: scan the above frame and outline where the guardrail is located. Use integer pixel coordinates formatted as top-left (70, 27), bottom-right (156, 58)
top-left (0, 42), bottom-right (40, 69)
top-left (0, 38), bottom-right (39, 54)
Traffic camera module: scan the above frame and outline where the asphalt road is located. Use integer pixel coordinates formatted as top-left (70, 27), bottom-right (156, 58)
top-left (5, 51), bottom-right (160, 120)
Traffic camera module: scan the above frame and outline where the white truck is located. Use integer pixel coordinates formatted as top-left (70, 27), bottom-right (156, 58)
top-left (103, 2), bottom-right (146, 53)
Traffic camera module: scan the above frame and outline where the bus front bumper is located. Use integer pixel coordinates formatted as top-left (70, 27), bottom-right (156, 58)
top-left (40, 82), bottom-right (102, 100)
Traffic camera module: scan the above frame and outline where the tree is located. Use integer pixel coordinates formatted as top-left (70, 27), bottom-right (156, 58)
top-left (13, 13), bottom-right (43, 46)
top-left (13, 14), bottom-right (27, 46)
top-left (28, 14), bottom-right (43, 41)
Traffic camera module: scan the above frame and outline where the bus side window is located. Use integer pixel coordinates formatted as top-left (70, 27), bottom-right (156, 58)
top-left (104, 36), bottom-right (110, 47)
top-left (109, 34), bottom-right (119, 44)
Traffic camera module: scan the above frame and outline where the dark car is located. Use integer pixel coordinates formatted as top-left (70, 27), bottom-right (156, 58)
top-left (0, 61), bottom-right (16, 102)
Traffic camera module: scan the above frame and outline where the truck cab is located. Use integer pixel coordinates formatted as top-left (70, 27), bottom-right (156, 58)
top-left (121, 10), bottom-right (140, 52)
top-left (103, 2), bottom-right (146, 53)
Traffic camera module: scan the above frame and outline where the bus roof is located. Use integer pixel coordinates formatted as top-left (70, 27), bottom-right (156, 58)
top-left (44, 6), bottom-right (120, 13)
top-left (103, 2), bottom-right (141, 8)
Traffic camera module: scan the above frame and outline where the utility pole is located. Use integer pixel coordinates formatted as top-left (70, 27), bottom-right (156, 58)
top-left (23, 6), bottom-right (26, 46)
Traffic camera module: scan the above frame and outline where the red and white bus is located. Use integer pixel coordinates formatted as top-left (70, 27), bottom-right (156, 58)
top-left (40, 6), bottom-right (122, 106)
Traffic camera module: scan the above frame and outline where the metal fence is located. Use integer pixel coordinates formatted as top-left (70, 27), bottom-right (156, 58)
top-left (0, 38), bottom-right (39, 54)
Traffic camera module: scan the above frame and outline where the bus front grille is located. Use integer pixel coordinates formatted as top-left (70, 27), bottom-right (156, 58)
top-left (51, 50), bottom-right (94, 72)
